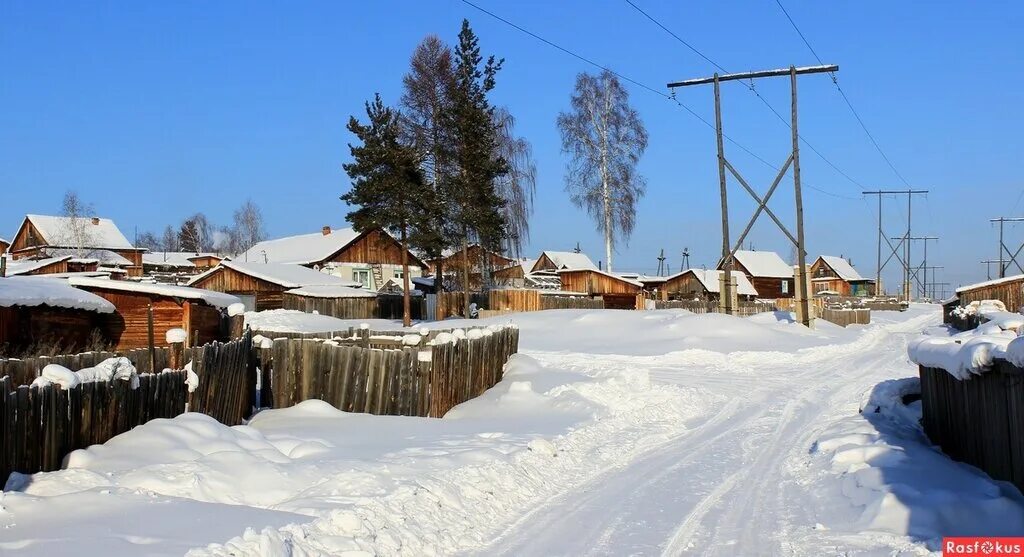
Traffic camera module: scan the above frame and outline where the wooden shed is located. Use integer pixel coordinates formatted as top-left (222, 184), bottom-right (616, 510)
top-left (955, 274), bottom-right (1024, 311)
top-left (281, 285), bottom-right (379, 319)
top-left (0, 238), bottom-right (9, 256)
top-left (8, 215), bottom-right (145, 277)
top-left (0, 276), bottom-right (115, 355)
top-left (718, 250), bottom-right (795, 299)
top-left (189, 261), bottom-right (363, 312)
top-left (68, 276), bottom-right (240, 350)
top-left (557, 269), bottom-right (644, 309)
top-left (660, 269), bottom-right (759, 301)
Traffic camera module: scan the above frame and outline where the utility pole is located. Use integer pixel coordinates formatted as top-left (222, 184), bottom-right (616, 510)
top-left (981, 259), bottom-right (1010, 280)
top-left (990, 217), bottom-right (1024, 277)
top-left (891, 236), bottom-right (938, 299)
top-left (864, 190), bottom-right (928, 301)
top-left (670, 64), bottom-right (837, 327)
top-left (657, 248), bottom-right (666, 276)
top-left (681, 247), bottom-right (690, 273)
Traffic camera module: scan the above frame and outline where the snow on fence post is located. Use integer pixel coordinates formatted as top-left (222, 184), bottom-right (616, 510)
top-left (167, 328), bottom-right (186, 371)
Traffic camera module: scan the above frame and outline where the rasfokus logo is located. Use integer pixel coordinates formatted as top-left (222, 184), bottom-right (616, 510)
top-left (944, 538), bottom-right (1024, 556)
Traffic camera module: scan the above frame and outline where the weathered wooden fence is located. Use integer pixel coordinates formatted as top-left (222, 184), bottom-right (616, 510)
top-left (488, 289), bottom-right (603, 313)
top-left (282, 293), bottom-right (427, 321)
top-left (919, 363), bottom-right (1024, 492)
top-left (819, 308), bottom-right (871, 327)
top-left (257, 325), bottom-right (519, 418)
top-left (652, 300), bottom-right (776, 316)
top-left (0, 332), bottom-right (254, 483)
top-left (1, 347), bottom-right (174, 388)
top-left (435, 292), bottom-right (489, 320)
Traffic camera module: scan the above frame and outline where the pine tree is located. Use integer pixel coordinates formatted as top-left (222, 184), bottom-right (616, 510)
top-left (342, 94), bottom-right (433, 327)
top-left (449, 19), bottom-right (509, 315)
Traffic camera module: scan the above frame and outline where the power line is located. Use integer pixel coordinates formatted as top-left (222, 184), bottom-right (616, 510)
top-left (624, 0), bottom-right (866, 191)
top-left (773, 0), bottom-right (912, 188)
top-left (459, 0), bottom-right (858, 200)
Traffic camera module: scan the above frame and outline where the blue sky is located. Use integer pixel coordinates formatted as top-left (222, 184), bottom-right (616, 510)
top-left (2, 0), bottom-right (1021, 294)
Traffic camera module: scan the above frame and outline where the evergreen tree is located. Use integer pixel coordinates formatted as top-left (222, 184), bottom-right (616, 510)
top-left (449, 19), bottom-right (509, 314)
top-left (342, 94), bottom-right (433, 327)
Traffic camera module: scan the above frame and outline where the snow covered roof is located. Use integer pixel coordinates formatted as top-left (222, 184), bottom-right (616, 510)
top-left (142, 251), bottom-right (214, 268)
top-left (3, 255), bottom-right (72, 276)
top-left (286, 285), bottom-right (376, 299)
top-left (0, 237), bottom-right (9, 246)
top-left (0, 276), bottom-right (115, 313)
top-left (956, 274), bottom-right (1024, 294)
top-left (68, 276), bottom-right (241, 308)
top-left (22, 214), bottom-right (136, 251)
top-left (47, 248), bottom-right (133, 266)
top-left (193, 261), bottom-right (362, 289)
top-left (730, 250), bottom-right (793, 279)
top-left (534, 251), bottom-right (598, 272)
top-left (556, 267), bottom-right (644, 287)
top-left (235, 227), bottom-right (361, 265)
top-left (817, 255), bottom-right (867, 282)
top-left (670, 268), bottom-right (759, 296)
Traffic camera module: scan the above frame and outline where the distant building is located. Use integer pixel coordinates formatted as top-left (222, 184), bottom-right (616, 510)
top-left (660, 269), bottom-right (759, 301)
top-left (0, 237), bottom-right (9, 256)
top-left (809, 256), bottom-right (875, 297)
top-left (531, 251), bottom-right (598, 273)
top-left (426, 244), bottom-right (516, 291)
top-left (557, 268), bottom-right (644, 310)
top-left (718, 250), bottom-right (795, 299)
top-left (8, 214), bottom-right (145, 277)
top-left (236, 226), bottom-right (426, 292)
top-left (189, 260), bottom-right (363, 312)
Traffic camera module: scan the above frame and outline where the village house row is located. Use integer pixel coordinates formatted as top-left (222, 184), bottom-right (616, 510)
top-left (1, 212), bottom-right (882, 353)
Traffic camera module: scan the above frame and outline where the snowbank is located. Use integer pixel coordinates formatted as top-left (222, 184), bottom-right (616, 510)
top-left (799, 378), bottom-right (1024, 549)
top-left (907, 314), bottom-right (1022, 378)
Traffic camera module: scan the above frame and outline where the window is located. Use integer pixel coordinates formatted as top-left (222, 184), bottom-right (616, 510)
top-left (353, 269), bottom-right (371, 289)
top-left (781, 280), bottom-right (789, 294)
top-left (393, 269), bottom-right (403, 279)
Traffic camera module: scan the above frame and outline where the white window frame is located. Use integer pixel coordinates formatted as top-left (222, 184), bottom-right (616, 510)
top-left (353, 268), bottom-right (371, 289)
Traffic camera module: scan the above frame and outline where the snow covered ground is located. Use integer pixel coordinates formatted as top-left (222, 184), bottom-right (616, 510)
top-left (2, 305), bottom-right (1021, 556)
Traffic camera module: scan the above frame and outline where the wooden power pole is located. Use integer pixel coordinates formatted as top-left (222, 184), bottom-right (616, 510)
top-left (669, 64), bottom-right (836, 327)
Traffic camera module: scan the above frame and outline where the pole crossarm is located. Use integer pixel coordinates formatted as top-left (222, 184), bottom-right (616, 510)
top-left (668, 64), bottom-right (838, 87)
top-left (725, 155), bottom-right (798, 254)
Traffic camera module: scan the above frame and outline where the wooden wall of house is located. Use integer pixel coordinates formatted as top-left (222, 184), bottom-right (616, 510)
top-left (660, 273), bottom-right (710, 300)
top-left (189, 266), bottom-right (286, 311)
top-left (0, 241), bottom-right (8, 256)
top-left (811, 278), bottom-right (851, 296)
top-left (328, 229), bottom-right (426, 268)
top-left (0, 307), bottom-right (101, 355)
top-left (186, 302), bottom-right (226, 346)
top-left (9, 220), bottom-right (44, 255)
top-left (560, 270), bottom-right (641, 296)
top-left (959, 278), bottom-right (1024, 310)
top-left (750, 277), bottom-right (794, 299)
top-left (86, 290), bottom-right (186, 350)
top-left (20, 259), bottom-right (69, 276)
top-left (281, 293), bottom-right (376, 319)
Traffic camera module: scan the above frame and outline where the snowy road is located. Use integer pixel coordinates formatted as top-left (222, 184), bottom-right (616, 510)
top-left (479, 313), bottom-right (937, 556)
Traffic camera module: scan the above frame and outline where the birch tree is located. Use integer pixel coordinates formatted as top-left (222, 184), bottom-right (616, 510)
top-left (557, 71), bottom-right (648, 271)
top-left (493, 106), bottom-right (536, 259)
top-left (59, 191), bottom-right (97, 257)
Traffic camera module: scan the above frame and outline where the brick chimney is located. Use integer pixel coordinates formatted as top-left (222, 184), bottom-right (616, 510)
top-left (91, 217), bottom-right (100, 225)
top-left (322, 226), bottom-right (331, 236)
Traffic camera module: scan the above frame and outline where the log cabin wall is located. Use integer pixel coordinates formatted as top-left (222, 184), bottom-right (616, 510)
top-left (559, 270), bottom-right (641, 296)
top-left (0, 307), bottom-right (102, 355)
top-left (661, 272), bottom-right (710, 300)
top-left (958, 278), bottom-right (1024, 310)
top-left (327, 229), bottom-right (426, 268)
top-left (189, 266), bottom-right (287, 311)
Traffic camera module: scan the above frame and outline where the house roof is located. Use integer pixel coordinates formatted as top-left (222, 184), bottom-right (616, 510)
top-left (68, 276), bottom-right (241, 308)
top-left (0, 237), bottom-right (9, 246)
top-left (533, 251), bottom-right (598, 272)
top-left (557, 267), bottom-right (644, 287)
top-left (47, 248), bottom-right (133, 266)
top-left (817, 255), bottom-right (867, 282)
top-left (191, 261), bottom-right (362, 289)
top-left (21, 214), bottom-right (136, 251)
top-left (142, 251), bottom-right (219, 268)
top-left (3, 255), bottom-right (73, 276)
top-left (0, 276), bottom-right (115, 313)
top-left (667, 268), bottom-right (759, 296)
top-left (956, 273), bottom-right (1024, 294)
top-left (236, 227), bottom-right (361, 265)
top-left (728, 250), bottom-right (793, 278)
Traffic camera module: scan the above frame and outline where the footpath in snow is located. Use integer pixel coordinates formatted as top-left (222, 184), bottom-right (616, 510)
top-left (1, 305), bottom-right (1021, 556)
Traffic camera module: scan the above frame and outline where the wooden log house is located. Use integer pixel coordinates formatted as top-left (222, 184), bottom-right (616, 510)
top-left (236, 226), bottom-right (427, 292)
top-left (189, 260), bottom-right (365, 312)
top-left (7, 215), bottom-right (145, 277)
top-left (68, 276), bottom-right (241, 349)
top-left (659, 269), bottom-right (759, 301)
top-left (955, 274), bottom-right (1024, 311)
top-left (557, 268), bottom-right (644, 309)
top-left (718, 250), bottom-right (795, 299)
top-left (809, 255), bottom-right (875, 297)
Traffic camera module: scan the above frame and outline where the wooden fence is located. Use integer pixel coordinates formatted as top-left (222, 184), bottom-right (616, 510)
top-left (488, 289), bottom-right (603, 313)
top-left (819, 308), bottom-right (871, 327)
top-left (0, 332), bottom-right (254, 483)
top-left (919, 363), bottom-right (1024, 492)
top-left (281, 294), bottom-right (426, 321)
top-left (652, 300), bottom-right (776, 316)
top-left (258, 325), bottom-right (519, 418)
